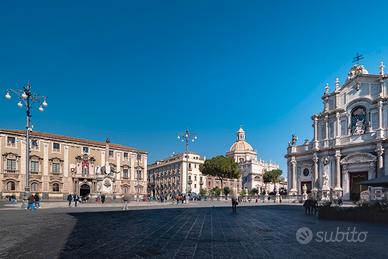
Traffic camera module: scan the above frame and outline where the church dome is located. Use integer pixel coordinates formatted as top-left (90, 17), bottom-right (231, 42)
top-left (229, 141), bottom-right (254, 152)
top-left (229, 128), bottom-right (254, 152)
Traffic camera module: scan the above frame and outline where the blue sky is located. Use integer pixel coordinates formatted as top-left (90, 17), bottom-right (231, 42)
top-left (1, 1), bottom-right (388, 172)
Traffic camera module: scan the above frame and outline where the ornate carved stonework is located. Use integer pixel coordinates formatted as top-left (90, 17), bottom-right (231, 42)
top-left (340, 152), bottom-right (376, 165)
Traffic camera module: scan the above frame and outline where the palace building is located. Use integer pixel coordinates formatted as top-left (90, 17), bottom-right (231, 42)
top-left (226, 127), bottom-right (281, 193)
top-left (147, 151), bottom-right (243, 199)
top-left (147, 152), bottom-right (204, 198)
top-left (0, 129), bottom-right (147, 200)
top-left (286, 61), bottom-right (387, 201)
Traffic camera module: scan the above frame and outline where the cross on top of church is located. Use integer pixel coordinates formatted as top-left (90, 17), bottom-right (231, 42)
top-left (352, 53), bottom-right (364, 64)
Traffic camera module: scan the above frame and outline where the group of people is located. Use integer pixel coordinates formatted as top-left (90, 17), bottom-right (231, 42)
top-left (67, 193), bottom-right (81, 207)
top-left (175, 194), bottom-right (186, 204)
top-left (26, 193), bottom-right (40, 210)
top-left (302, 198), bottom-right (318, 215)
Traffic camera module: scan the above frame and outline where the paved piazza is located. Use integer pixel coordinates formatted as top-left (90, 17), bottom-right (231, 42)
top-left (0, 204), bottom-right (387, 258)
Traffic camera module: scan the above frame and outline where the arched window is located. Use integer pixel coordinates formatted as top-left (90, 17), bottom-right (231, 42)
top-left (52, 183), bottom-right (60, 192)
top-left (7, 181), bottom-right (15, 191)
top-left (351, 106), bottom-right (367, 135)
top-left (123, 186), bottom-right (129, 194)
top-left (31, 182), bottom-right (38, 192)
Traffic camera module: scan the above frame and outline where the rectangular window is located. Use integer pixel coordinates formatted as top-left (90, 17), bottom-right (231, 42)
top-left (6, 159), bottom-right (17, 171)
top-left (329, 121), bottom-right (335, 138)
top-left (83, 147), bottom-right (89, 154)
top-left (194, 184), bottom-right (197, 188)
top-left (109, 150), bottom-right (114, 158)
top-left (123, 169), bottom-right (129, 179)
top-left (53, 143), bottom-right (60, 152)
top-left (124, 152), bottom-right (128, 159)
top-left (31, 140), bottom-right (39, 150)
top-left (31, 161), bottom-right (39, 173)
top-left (52, 163), bottom-right (60, 174)
top-left (7, 136), bottom-right (16, 147)
top-left (341, 120), bottom-right (347, 136)
top-left (194, 175), bottom-right (197, 181)
top-left (371, 112), bottom-right (378, 130)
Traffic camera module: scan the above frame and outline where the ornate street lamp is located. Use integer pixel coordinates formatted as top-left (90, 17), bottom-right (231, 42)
top-left (177, 129), bottom-right (197, 200)
top-left (136, 152), bottom-right (142, 202)
top-left (5, 82), bottom-right (48, 205)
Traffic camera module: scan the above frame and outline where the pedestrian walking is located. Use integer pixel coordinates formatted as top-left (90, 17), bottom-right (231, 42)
top-left (67, 194), bottom-right (73, 207)
top-left (34, 193), bottom-right (40, 208)
top-left (73, 193), bottom-right (79, 207)
top-left (101, 194), bottom-right (106, 204)
top-left (122, 194), bottom-right (129, 210)
top-left (27, 194), bottom-right (36, 210)
top-left (231, 195), bottom-right (238, 213)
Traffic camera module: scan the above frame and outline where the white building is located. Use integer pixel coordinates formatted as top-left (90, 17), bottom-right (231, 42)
top-left (286, 61), bottom-right (388, 201)
top-left (226, 128), bottom-right (281, 193)
top-left (147, 152), bottom-right (204, 198)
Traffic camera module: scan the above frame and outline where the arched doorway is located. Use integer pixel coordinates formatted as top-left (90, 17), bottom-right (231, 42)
top-left (80, 184), bottom-right (90, 197)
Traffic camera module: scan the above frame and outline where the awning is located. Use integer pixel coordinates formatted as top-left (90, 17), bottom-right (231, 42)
top-left (360, 175), bottom-right (388, 188)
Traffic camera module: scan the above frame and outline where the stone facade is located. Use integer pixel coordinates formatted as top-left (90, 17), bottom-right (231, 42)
top-left (227, 128), bottom-right (281, 193)
top-left (286, 62), bottom-right (388, 201)
top-left (147, 152), bottom-right (204, 198)
top-left (147, 151), bottom-right (244, 198)
top-left (0, 129), bottom-right (147, 200)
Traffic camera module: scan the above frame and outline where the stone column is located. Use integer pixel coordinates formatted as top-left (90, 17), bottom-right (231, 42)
top-left (376, 143), bottom-right (384, 177)
top-left (335, 112), bottom-right (341, 145)
top-left (313, 115), bottom-right (319, 150)
top-left (289, 157), bottom-right (297, 195)
top-left (334, 150), bottom-right (342, 192)
top-left (324, 115), bottom-right (329, 147)
top-left (377, 100), bottom-right (384, 139)
top-left (312, 154), bottom-right (319, 191)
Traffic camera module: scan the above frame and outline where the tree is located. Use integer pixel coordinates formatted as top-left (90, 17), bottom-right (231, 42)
top-left (213, 187), bottom-right (221, 198)
top-left (263, 169), bottom-right (283, 193)
top-left (200, 156), bottom-right (240, 191)
top-left (240, 189), bottom-right (247, 197)
top-left (199, 188), bottom-right (207, 197)
top-left (250, 188), bottom-right (258, 197)
top-left (223, 186), bottom-right (231, 200)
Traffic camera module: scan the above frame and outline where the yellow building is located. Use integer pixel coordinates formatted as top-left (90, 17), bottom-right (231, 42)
top-left (0, 129), bottom-right (147, 200)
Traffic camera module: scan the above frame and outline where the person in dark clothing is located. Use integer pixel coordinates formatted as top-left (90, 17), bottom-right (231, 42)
top-left (34, 193), bottom-right (40, 208)
top-left (101, 194), bottom-right (106, 204)
top-left (231, 196), bottom-right (238, 213)
top-left (67, 194), bottom-right (72, 207)
top-left (73, 194), bottom-right (79, 207)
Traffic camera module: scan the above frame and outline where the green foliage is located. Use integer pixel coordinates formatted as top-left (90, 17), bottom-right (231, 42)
top-left (200, 156), bottom-right (241, 186)
top-left (263, 169), bottom-right (283, 184)
top-left (199, 188), bottom-right (207, 197)
top-left (240, 189), bottom-right (247, 197)
top-left (212, 187), bottom-right (221, 197)
top-left (223, 186), bottom-right (231, 198)
top-left (250, 188), bottom-right (258, 196)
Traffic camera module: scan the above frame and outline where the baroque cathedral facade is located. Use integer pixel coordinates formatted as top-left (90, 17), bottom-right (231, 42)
top-left (286, 61), bottom-right (387, 201)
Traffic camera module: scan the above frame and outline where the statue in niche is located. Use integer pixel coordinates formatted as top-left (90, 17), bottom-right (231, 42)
top-left (351, 106), bottom-right (367, 135)
top-left (353, 120), bottom-right (365, 135)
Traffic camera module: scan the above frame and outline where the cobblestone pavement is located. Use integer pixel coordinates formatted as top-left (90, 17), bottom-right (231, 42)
top-left (0, 205), bottom-right (387, 259)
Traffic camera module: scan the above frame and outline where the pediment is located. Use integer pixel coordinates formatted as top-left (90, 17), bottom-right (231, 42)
top-left (340, 152), bottom-right (376, 165)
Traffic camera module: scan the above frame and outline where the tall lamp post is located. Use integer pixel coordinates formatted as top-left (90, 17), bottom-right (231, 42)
top-left (136, 152), bottom-right (142, 202)
top-left (5, 83), bottom-right (48, 204)
top-left (177, 129), bottom-right (197, 200)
